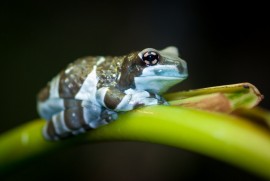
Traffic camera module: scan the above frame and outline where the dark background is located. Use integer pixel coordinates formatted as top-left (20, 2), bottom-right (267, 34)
top-left (1, 1), bottom-right (269, 180)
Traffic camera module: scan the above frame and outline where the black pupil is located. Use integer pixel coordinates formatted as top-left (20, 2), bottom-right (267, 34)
top-left (148, 54), bottom-right (155, 59)
top-left (142, 51), bottom-right (159, 65)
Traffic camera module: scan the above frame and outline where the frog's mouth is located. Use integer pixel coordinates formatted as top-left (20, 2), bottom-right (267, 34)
top-left (139, 65), bottom-right (187, 78)
top-left (134, 65), bottom-right (188, 94)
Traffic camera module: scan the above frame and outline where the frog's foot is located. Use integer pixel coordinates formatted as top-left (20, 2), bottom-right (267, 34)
top-left (88, 109), bottom-right (118, 128)
top-left (113, 89), bottom-right (159, 111)
top-left (101, 109), bottom-right (118, 123)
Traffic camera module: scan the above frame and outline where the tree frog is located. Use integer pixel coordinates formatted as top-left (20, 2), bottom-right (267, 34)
top-left (37, 46), bottom-right (188, 140)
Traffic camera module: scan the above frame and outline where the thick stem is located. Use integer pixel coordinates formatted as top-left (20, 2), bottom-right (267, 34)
top-left (1, 106), bottom-right (270, 179)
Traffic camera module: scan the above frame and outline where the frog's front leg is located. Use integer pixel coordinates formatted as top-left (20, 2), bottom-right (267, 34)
top-left (97, 87), bottom-right (165, 112)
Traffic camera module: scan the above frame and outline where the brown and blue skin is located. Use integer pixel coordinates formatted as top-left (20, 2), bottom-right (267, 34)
top-left (37, 47), bottom-right (188, 140)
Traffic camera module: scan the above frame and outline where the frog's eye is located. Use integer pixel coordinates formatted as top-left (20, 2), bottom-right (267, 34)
top-left (141, 51), bottom-right (160, 66)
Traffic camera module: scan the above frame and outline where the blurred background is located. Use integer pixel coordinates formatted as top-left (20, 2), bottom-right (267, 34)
top-left (1, 0), bottom-right (269, 180)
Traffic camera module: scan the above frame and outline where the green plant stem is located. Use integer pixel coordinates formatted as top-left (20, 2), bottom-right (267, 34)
top-left (1, 106), bottom-right (270, 179)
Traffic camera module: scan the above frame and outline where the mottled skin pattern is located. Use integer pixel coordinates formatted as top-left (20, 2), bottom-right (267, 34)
top-left (37, 47), bottom-right (188, 140)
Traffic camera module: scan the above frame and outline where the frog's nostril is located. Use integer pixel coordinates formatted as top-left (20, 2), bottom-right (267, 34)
top-left (154, 69), bottom-right (163, 75)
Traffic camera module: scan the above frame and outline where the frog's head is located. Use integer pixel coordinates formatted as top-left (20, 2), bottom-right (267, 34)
top-left (135, 46), bottom-right (188, 94)
top-left (119, 46), bottom-right (188, 94)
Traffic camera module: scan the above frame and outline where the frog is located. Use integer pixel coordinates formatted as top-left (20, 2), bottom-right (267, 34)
top-left (37, 46), bottom-right (188, 140)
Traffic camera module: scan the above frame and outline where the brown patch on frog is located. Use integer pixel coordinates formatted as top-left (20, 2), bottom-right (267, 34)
top-left (58, 71), bottom-right (82, 98)
top-left (58, 57), bottom-right (97, 98)
top-left (118, 52), bottom-right (145, 91)
top-left (37, 84), bottom-right (50, 102)
top-left (96, 56), bottom-right (122, 89)
top-left (104, 88), bottom-right (126, 109)
top-left (179, 93), bottom-right (232, 113)
top-left (64, 108), bottom-right (85, 130)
